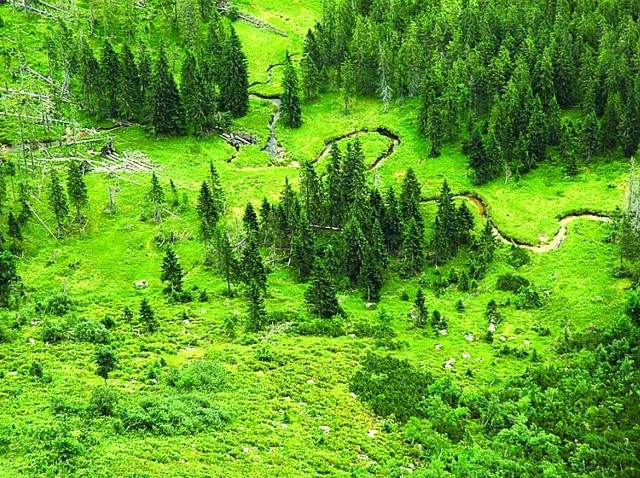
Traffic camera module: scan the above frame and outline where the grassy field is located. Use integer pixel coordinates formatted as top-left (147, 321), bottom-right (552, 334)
top-left (0, 1), bottom-right (634, 476)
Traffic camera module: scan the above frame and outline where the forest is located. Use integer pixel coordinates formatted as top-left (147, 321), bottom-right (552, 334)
top-left (0, 0), bottom-right (639, 476)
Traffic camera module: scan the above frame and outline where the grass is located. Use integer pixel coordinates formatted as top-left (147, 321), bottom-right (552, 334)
top-left (0, 1), bottom-right (634, 476)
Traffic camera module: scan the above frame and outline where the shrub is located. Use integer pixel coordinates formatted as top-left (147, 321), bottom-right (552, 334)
top-left (507, 245), bottom-right (531, 268)
top-left (89, 385), bottom-right (119, 417)
top-left (624, 288), bottom-right (640, 327)
top-left (496, 273), bottom-right (530, 292)
top-left (38, 292), bottom-right (73, 316)
top-left (73, 319), bottom-right (110, 344)
top-left (293, 317), bottom-right (345, 337)
top-left (121, 394), bottom-right (229, 435)
top-left (165, 360), bottom-right (227, 392)
top-left (41, 319), bottom-right (69, 343)
top-left (514, 286), bottom-right (543, 310)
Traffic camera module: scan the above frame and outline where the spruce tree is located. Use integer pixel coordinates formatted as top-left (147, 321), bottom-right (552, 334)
top-left (196, 181), bottom-right (218, 241)
top-left (100, 40), bottom-right (120, 118)
top-left (305, 260), bottom-right (340, 318)
top-left (139, 298), bottom-right (158, 333)
top-left (341, 57), bottom-right (356, 115)
top-left (137, 44), bottom-right (153, 123)
top-left (209, 161), bottom-right (226, 213)
top-left (213, 226), bottom-right (239, 295)
top-left (468, 126), bottom-right (494, 184)
top-left (456, 202), bottom-right (475, 246)
top-left (341, 139), bottom-right (366, 210)
top-left (246, 281), bottom-right (267, 332)
top-left (120, 44), bottom-right (142, 121)
top-left (243, 203), bottom-right (259, 236)
top-left (0, 251), bottom-right (19, 306)
top-left (479, 220), bottom-right (497, 264)
top-left (67, 161), bottom-right (88, 221)
top-left (281, 53), bottom-right (303, 128)
top-left (400, 168), bottom-right (423, 230)
top-left (290, 213), bottom-right (315, 282)
top-left (325, 144), bottom-right (343, 227)
top-left (300, 161), bottom-right (323, 226)
top-left (150, 46), bottom-right (185, 135)
top-left (300, 29), bottom-right (321, 100)
top-left (146, 172), bottom-right (165, 222)
top-left (220, 26), bottom-right (249, 117)
top-left (382, 187), bottom-right (403, 255)
top-left (413, 288), bottom-right (428, 328)
top-left (181, 52), bottom-right (208, 137)
top-left (343, 216), bottom-right (366, 286)
top-left (401, 217), bottom-right (425, 276)
top-left (361, 242), bottom-right (383, 302)
top-left (78, 40), bottom-right (102, 116)
top-left (241, 235), bottom-right (267, 292)
top-left (160, 247), bottom-right (184, 295)
top-left (432, 180), bottom-right (458, 265)
top-left (48, 170), bottom-right (69, 237)
top-left (7, 212), bottom-right (22, 242)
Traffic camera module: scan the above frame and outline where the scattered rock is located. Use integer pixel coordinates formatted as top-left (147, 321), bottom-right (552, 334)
top-left (367, 429), bottom-right (377, 437)
top-left (487, 323), bottom-right (496, 333)
top-left (524, 339), bottom-right (531, 345)
top-left (444, 358), bottom-right (456, 369)
top-left (462, 352), bottom-right (471, 359)
top-left (134, 280), bottom-right (148, 289)
top-left (439, 329), bottom-right (448, 336)
top-left (31, 319), bottom-right (40, 326)
top-left (349, 392), bottom-right (357, 398)
top-left (435, 344), bottom-right (442, 350)
top-left (319, 426), bottom-right (331, 433)
top-left (348, 333), bottom-right (356, 338)
top-left (298, 401), bottom-right (307, 407)
top-left (28, 338), bottom-right (36, 345)
top-left (182, 319), bottom-right (190, 325)
top-left (281, 423), bottom-right (288, 429)
top-left (307, 378), bottom-right (314, 384)
top-left (365, 302), bottom-right (376, 309)
top-left (464, 333), bottom-right (474, 342)
top-left (500, 336), bottom-right (507, 342)
top-left (243, 447), bottom-right (250, 454)
top-left (7, 371), bottom-right (18, 376)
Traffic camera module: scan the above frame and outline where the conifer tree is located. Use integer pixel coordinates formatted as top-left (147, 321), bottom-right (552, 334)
top-left (305, 259), bottom-right (340, 318)
top-left (400, 168), bottom-right (423, 230)
top-left (150, 46), bottom-right (185, 135)
top-left (343, 216), bottom-right (366, 285)
top-left (291, 213), bottom-right (315, 282)
top-left (341, 139), bottom-right (366, 210)
top-left (468, 126), bottom-right (494, 184)
top-left (120, 44), bottom-right (142, 121)
top-left (181, 52), bottom-right (208, 137)
top-left (0, 251), bottom-right (19, 306)
top-left (67, 161), bottom-right (88, 221)
top-left (281, 53), bottom-right (303, 128)
top-left (401, 217), bottom-right (424, 276)
top-left (432, 180), bottom-right (458, 265)
top-left (146, 172), bottom-right (165, 222)
top-left (259, 198), bottom-right (274, 245)
top-left (196, 181), bottom-right (218, 241)
top-left (479, 220), bottom-right (497, 264)
top-left (241, 235), bottom-right (267, 292)
top-left (243, 202), bottom-right (259, 236)
top-left (300, 161), bottom-right (323, 226)
top-left (139, 298), bottom-right (158, 333)
top-left (382, 187), bottom-right (403, 255)
top-left (209, 161), bottom-right (226, 213)
top-left (212, 226), bottom-right (239, 295)
top-left (7, 212), bottom-right (22, 242)
top-left (246, 281), bottom-right (267, 332)
top-left (456, 201), bottom-right (475, 246)
top-left (137, 45), bottom-right (153, 123)
top-left (300, 42), bottom-right (320, 100)
top-left (220, 26), bottom-right (249, 117)
top-left (341, 57), bottom-right (356, 115)
top-left (48, 170), bottom-right (69, 237)
top-left (325, 144), bottom-right (343, 227)
top-left (78, 40), bottom-right (102, 116)
top-left (413, 288), bottom-right (428, 328)
top-left (361, 237), bottom-right (384, 302)
top-left (100, 40), bottom-right (120, 118)
top-left (160, 247), bottom-right (184, 295)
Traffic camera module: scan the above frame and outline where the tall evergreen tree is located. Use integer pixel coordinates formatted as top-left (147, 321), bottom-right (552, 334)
top-left (401, 217), bottom-right (424, 276)
top-left (281, 53), bottom-right (303, 128)
top-left (341, 56), bottom-right (356, 115)
top-left (95, 346), bottom-right (117, 384)
top-left (456, 201), bottom-right (475, 246)
top-left (137, 44), bottom-right (153, 123)
top-left (343, 216), bottom-right (366, 285)
top-left (181, 52), bottom-right (209, 138)
top-left (300, 161), bottom-right (323, 226)
top-left (241, 235), bottom-right (267, 292)
top-left (220, 26), bottom-right (249, 117)
top-left (243, 202), bottom-right (259, 236)
top-left (146, 172), bottom-right (165, 222)
top-left (196, 181), bottom-right (218, 241)
top-left (212, 226), bottom-right (239, 295)
top-left (325, 144), bottom-right (343, 227)
top-left (139, 298), bottom-right (158, 333)
top-left (300, 33), bottom-right (321, 100)
top-left (100, 40), bottom-right (120, 118)
top-left (120, 44), bottom-right (142, 121)
top-left (67, 161), bottom-right (88, 221)
top-left (413, 288), bottom-right (428, 328)
top-left (150, 46), bottom-right (185, 135)
top-left (0, 251), bottom-right (19, 306)
top-left (341, 139), bottom-right (366, 210)
top-left (160, 247), bottom-right (184, 295)
top-left (432, 180), bottom-right (458, 265)
top-left (468, 125), bottom-right (495, 184)
top-left (290, 212), bottom-right (315, 282)
top-left (208, 161), bottom-right (226, 213)
top-left (48, 170), bottom-right (69, 237)
top-left (305, 259), bottom-right (340, 318)
top-left (400, 168), bottom-right (423, 230)
top-left (382, 187), bottom-right (403, 255)
top-left (246, 281), bottom-right (267, 332)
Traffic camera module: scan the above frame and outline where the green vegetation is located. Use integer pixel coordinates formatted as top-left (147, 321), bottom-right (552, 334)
top-left (0, 0), bottom-right (639, 476)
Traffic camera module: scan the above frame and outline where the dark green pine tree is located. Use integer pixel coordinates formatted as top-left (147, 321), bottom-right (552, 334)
top-left (290, 212), bottom-right (315, 282)
top-left (300, 161), bottom-right (323, 226)
top-left (139, 298), bottom-right (158, 333)
top-left (243, 202), bottom-right (259, 236)
top-left (146, 172), bottom-right (165, 222)
top-left (341, 56), bottom-right (356, 115)
top-left (281, 53), bottom-right (302, 128)
top-left (100, 40), bottom-right (120, 118)
top-left (478, 220), bottom-right (497, 264)
top-left (94, 346), bottom-right (117, 384)
top-left (78, 40), bottom-right (102, 116)
top-left (241, 235), bottom-right (267, 292)
top-left (341, 139), bottom-right (366, 210)
top-left (582, 111), bottom-right (599, 161)
top-left (119, 44), bottom-right (142, 122)
top-left (526, 96), bottom-right (549, 170)
top-left (213, 226), bottom-right (239, 296)
top-left (196, 181), bottom-right (219, 242)
top-left (160, 247), bottom-right (184, 295)
top-left (401, 217), bottom-right (425, 276)
top-left (48, 170), bottom-right (69, 237)
top-left (400, 168), bottom-right (423, 230)
top-left (431, 180), bottom-right (458, 265)
top-left (468, 125), bottom-right (495, 185)
top-left (426, 103), bottom-right (445, 157)
top-left (360, 243), bottom-right (383, 302)
top-left (181, 52), bottom-right (208, 138)
top-left (325, 144), bottom-right (343, 227)
top-left (0, 251), bottom-right (19, 306)
top-left (300, 29), bottom-right (321, 100)
top-left (456, 201), bottom-right (475, 246)
top-left (209, 161), bottom-right (226, 213)
top-left (220, 26), bottom-right (249, 117)
top-left (413, 288), bottom-right (428, 328)
top-left (246, 281), bottom-right (267, 332)
top-left (7, 212), bottom-right (22, 242)
top-left (150, 46), bottom-right (185, 135)
top-left (343, 216), bottom-right (366, 286)
top-left (137, 45), bottom-right (153, 123)
top-left (304, 259), bottom-right (340, 319)
top-left (67, 161), bottom-right (88, 221)
top-left (259, 197), bottom-right (274, 245)
top-left (382, 187), bottom-right (403, 255)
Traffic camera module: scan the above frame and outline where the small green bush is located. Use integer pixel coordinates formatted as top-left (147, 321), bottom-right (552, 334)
top-left (165, 360), bottom-right (227, 392)
top-left (89, 386), bottom-right (119, 417)
top-left (73, 319), bottom-right (110, 344)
